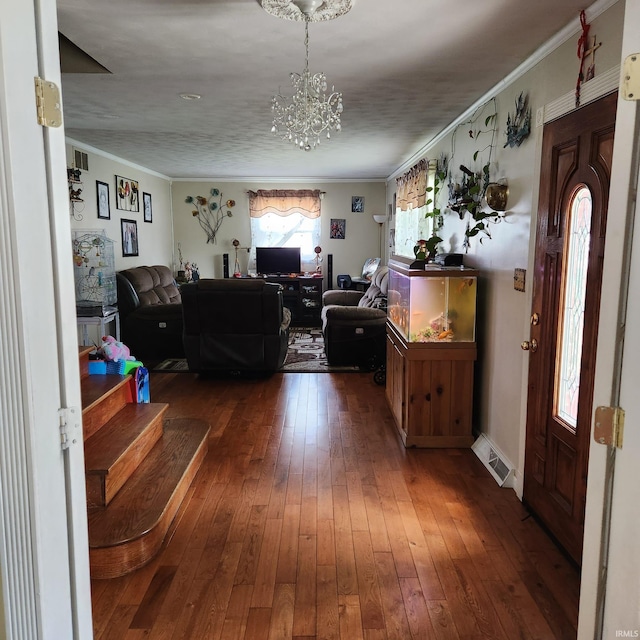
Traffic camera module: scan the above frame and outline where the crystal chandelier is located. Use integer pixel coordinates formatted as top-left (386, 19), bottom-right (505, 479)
top-left (270, 5), bottom-right (345, 151)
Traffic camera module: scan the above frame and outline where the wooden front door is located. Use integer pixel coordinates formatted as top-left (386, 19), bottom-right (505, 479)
top-left (523, 92), bottom-right (617, 565)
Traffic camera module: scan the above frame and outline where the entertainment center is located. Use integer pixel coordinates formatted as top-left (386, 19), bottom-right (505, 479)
top-left (261, 275), bottom-right (322, 327)
top-left (254, 247), bottom-right (323, 326)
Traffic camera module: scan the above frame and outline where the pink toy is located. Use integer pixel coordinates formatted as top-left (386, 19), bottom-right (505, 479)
top-left (99, 335), bottom-right (135, 362)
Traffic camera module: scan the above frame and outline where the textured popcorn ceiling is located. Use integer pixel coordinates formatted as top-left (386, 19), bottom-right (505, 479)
top-left (58, 0), bottom-right (591, 180)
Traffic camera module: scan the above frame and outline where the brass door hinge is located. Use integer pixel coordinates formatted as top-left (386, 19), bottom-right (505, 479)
top-left (622, 53), bottom-right (640, 101)
top-left (34, 77), bottom-right (62, 128)
top-left (594, 406), bottom-right (624, 448)
top-left (59, 407), bottom-right (81, 451)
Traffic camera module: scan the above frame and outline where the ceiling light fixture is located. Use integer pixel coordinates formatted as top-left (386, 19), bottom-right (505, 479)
top-left (260, 0), bottom-right (352, 23)
top-left (268, 0), bottom-right (351, 151)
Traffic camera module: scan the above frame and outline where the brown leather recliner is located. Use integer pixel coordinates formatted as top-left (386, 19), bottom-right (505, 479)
top-left (181, 279), bottom-right (291, 374)
top-left (116, 265), bottom-right (184, 360)
top-left (321, 266), bottom-right (388, 367)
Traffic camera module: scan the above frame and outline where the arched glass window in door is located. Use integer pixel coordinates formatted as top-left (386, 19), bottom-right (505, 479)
top-left (555, 185), bottom-right (592, 430)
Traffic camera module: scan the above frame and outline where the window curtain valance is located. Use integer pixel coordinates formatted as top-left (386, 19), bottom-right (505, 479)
top-left (395, 159), bottom-right (428, 211)
top-left (248, 189), bottom-right (322, 219)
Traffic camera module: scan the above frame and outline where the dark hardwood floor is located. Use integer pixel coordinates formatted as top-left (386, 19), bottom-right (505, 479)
top-left (90, 371), bottom-right (579, 639)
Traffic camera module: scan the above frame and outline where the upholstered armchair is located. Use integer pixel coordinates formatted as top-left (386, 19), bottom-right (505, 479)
top-left (321, 266), bottom-right (388, 367)
top-left (181, 279), bottom-right (291, 374)
top-left (116, 265), bottom-right (184, 360)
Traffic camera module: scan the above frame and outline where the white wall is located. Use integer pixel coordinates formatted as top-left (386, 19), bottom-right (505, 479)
top-left (386, 1), bottom-right (625, 489)
top-left (66, 141), bottom-right (174, 271)
top-left (66, 141), bottom-right (174, 344)
top-left (170, 180), bottom-right (386, 286)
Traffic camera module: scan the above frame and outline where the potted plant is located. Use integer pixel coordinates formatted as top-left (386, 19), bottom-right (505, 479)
top-left (411, 236), bottom-right (442, 268)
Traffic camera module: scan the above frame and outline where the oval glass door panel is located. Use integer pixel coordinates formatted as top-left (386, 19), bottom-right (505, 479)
top-left (555, 185), bottom-right (592, 429)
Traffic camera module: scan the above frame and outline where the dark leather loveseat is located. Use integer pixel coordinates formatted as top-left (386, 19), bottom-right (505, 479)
top-left (181, 278), bottom-right (291, 374)
top-left (116, 265), bottom-right (184, 360)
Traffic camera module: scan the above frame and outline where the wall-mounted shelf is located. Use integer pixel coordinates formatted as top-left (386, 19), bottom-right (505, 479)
top-left (68, 168), bottom-right (84, 220)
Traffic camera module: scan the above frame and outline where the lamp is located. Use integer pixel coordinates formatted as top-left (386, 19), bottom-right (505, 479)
top-left (267, 0), bottom-right (350, 151)
top-left (373, 215), bottom-right (387, 260)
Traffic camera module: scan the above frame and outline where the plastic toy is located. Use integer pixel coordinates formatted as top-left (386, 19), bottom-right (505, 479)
top-left (99, 335), bottom-right (135, 362)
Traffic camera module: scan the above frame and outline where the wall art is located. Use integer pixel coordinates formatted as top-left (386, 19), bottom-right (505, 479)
top-left (96, 180), bottom-right (110, 220)
top-left (351, 196), bottom-right (364, 213)
top-left (330, 218), bottom-right (346, 239)
top-left (121, 218), bottom-right (139, 257)
top-left (143, 192), bottom-right (152, 223)
top-left (504, 92), bottom-right (531, 148)
top-left (115, 175), bottom-right (139, 212)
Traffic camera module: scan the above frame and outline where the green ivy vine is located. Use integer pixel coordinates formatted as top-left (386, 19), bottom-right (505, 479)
top-left (445, 101), bottom-right (506, 251)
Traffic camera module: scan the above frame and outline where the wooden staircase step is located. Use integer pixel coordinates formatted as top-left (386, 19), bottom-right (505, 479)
top-left (85, 403), bottom-right (169, 507)
top-left (87, 417), bottom-right (210, 579)
top-left (79, 346), bottom-right (94, 379)
top-left (81, 374), bottom-right (132, 441)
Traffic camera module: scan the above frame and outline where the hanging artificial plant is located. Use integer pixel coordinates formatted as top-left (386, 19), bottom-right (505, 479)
top-left (446, 99), bottom-right (507, 251)
top-left (185, 188), bottom-right (235, 244)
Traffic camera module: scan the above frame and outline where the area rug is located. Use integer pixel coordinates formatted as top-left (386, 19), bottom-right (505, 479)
top-left (281, 327), bottom-right (361, 373)
top-left (151, 358), bottom-right (190, 373)
top-left (151, 328), bottom-right (362, 373)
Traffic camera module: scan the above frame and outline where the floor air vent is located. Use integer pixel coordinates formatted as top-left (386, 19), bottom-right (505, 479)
top-left (472, 434), bottom-right (514, 487)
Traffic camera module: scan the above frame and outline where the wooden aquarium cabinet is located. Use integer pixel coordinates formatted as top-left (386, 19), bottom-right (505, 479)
top-left (385, 258), bottom-right (478, 447)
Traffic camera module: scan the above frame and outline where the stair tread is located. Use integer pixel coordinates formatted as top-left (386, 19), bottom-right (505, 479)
top-left (88, 418), bottom-right (210, 548)
top-left (81, 374), bottom-right (131, 413)
top-left (84, 403), bottom-right (169, 473)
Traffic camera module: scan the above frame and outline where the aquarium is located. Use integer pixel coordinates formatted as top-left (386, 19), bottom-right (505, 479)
top-left (387, 260), bottom-right (477, 343)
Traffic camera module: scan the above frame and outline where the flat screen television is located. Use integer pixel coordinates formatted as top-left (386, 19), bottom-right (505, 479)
top-left (256, 246), bottom-right (301, 275)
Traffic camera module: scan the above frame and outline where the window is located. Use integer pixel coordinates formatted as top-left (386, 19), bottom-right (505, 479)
top-left (248, 190), bottom-right (321, 273)
top-left (394, 159), bottom-right (434, 258)
top-left (555, 185), bottom-right (592, 430)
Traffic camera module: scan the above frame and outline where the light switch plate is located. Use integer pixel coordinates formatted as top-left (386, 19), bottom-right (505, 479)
top-left (514, 268), bottom-right (526, 292)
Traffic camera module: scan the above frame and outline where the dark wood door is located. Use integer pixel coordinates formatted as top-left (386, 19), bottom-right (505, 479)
top-left (523, 92), bottom-right (617, 565)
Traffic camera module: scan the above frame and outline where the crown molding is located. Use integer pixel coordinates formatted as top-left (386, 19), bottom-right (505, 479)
top-left (64, 137), bottom-right (171, 180)
top-left (170, 176), bottom-right (386, 184)
top-left (387, 0), bottom-right (621, 182)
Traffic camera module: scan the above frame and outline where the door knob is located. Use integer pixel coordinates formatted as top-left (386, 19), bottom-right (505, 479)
top-left (521, 339), bottom-right (538, 352)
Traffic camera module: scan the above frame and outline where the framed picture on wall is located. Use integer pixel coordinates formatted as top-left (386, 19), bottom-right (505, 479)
top-left (143, 192), bottom-right (152, 223)
top-left (351, 196), bottom-right (365, 213)
top-left (121, 218), bottom-right (139, 257)
top-left (96, 180), bottom-right (110, 220)
top-left (330, 218), bottom-right (346, 239)
top-left (115, 175), bottom-right (139, 212)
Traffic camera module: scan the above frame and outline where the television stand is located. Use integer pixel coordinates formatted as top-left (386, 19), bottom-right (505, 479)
top-left (261, 274), bottom-right (323, 327)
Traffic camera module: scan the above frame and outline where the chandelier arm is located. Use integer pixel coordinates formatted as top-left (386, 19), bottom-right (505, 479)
top-left (304, 19), bottom-right (309, 74)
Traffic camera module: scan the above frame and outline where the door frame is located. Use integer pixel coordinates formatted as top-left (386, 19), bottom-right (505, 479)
top-left (0, 0), bottom-right (92, 636)
top-left (579, 0), bottom-right (640, 635)
top-left (517, 1), bottom-right (640, 636)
